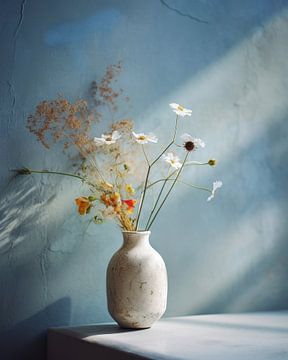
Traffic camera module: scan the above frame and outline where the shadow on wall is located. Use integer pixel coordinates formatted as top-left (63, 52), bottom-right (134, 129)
top-left (0, 172), bottom-right (81, 257)
top-left (0, 175), bottom-right (75, 360)
top-left (0, 175), bottom-right (45, 256)
top-left (0, 297), bottom-right (71, 360)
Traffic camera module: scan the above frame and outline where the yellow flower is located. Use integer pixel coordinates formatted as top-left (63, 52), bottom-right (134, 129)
top-left (75, 197), bottom-right (91, 215)
top-left (125, 183), bottom-right (135, 195)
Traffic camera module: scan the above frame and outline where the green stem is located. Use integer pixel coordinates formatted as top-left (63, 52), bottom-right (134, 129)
top-left (135, 115), bottom-right (179, 230)
top-left (147, 152), bottom-right (189, 230)
top-left (135, 165), bottom-right (150, 230)
top-left (186, 161), bottom-right (209, 166)
top-left (12, 168), bottom-right (86, 182)
top-left (179, 181), bottom-right (211, 193)
top-left (151, 115), bottom-right (178, 166)
top-left (145, 168), bottom-right (171, 229)
top-left (135, 146), bottom-right (153, 230)
top-left (142, 145), bottom-right (150, 166)
top-left (146, 169), bottom-right (177, 191)
top-left (145, 161), bottom-right (209, 192)
top-left (149, 178), bottom-right (211, 193)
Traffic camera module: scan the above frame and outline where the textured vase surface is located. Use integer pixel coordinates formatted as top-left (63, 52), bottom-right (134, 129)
top-left (106, 231), bottom-right (167, 329)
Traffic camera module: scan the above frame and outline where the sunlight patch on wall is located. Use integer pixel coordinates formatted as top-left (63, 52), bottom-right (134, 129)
top-left (140, 8), bottom-right (288, 163)
top-left (174, 201), bottom-right (284, 313)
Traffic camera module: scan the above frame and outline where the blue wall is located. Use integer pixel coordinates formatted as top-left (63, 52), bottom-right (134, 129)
top-left (1, 0), bottom-right (288, 358)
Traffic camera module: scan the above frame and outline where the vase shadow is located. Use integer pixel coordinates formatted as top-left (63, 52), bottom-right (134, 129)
top-left (61, 323), bottom-right (142, 339)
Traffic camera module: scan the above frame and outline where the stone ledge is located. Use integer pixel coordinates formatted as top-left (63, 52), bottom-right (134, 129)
top-left (47, 312), bottom-right (288, 360)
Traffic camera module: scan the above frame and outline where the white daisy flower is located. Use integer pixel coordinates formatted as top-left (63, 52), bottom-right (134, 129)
top-left (163, 152), bottom-right (182, 169)
top-left (180, 133), bottom-right (205, 152)
top-left (132, 131), bottom-right (158, 144)
top-left (207, 181), bottom-right (223, 202)
top-left (169, 103), bottom-right (192, 117)
top-left (94, 131), bottom-right (121, 145)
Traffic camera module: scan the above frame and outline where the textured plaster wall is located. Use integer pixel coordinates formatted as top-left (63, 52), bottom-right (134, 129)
top-left (1, 0), bottom-right (288, 359)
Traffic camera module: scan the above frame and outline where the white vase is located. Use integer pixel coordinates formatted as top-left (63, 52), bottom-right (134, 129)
top-left (106, 231), bottom-right (168, 329)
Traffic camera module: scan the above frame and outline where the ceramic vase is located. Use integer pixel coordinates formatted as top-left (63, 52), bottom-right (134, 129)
top-left (106, 231), bottom-right (167, 329)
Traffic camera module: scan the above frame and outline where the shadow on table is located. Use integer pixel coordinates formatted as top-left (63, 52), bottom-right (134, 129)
top-left (65, 323), bottom-right (147, 339)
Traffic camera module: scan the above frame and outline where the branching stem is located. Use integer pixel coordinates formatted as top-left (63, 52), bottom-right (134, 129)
top-left (146, 151), bottom-right (189, 230)
top-left (135, 115), bottom-right (178, 230)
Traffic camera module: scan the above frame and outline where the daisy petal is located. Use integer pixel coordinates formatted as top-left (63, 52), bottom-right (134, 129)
top-left (94, 137), bottom-right (106, 145)
top-left (112, 131), bottom-right (121, 140)
top-left (147, 133), bottom-right (158, 143)
top-left (181, 133), bottom-right (193, 142)
top-left (194, 138), bottom-right (205, 148)
top-left (207, 181), bottom-right (223, 201)
top-left (170, 103), bottom-right (192, 117)
top-left (163, 152), bottom-right (182, 169)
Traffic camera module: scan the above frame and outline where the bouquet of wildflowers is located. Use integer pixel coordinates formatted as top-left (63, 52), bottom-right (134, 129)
top-left (16, 66), bottom-right (222, 231)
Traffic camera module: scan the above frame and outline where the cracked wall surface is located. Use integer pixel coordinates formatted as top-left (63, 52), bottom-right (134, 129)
top-left (1, 0), bottom-right (288, 359)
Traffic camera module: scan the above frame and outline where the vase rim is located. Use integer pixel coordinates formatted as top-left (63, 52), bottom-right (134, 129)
top-left (122, 230), bottom-right (151, 234)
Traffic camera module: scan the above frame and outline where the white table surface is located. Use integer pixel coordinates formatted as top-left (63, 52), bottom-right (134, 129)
top-left (47, 312), bottom-right (288, 360)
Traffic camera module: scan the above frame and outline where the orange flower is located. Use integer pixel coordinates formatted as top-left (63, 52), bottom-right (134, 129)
top-left (101, 192), bottom-right (122, 213)
top-left (75, 197), bottom-right (91, 215)
top-left (101, 194), bottom-right (111, 207)
top-left (122, 199), bottom-right (137, 214)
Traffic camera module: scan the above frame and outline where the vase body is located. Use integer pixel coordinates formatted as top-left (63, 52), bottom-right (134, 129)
top-left (106, 231), bottom-right (167, 329)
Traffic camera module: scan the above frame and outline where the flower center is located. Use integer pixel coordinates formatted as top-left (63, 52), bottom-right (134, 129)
top-left (106, 136), bottom-right (112, 141)
top-left (184, 141), bottom-right (195, 151)
top-left (178, 105), bottom-right (184, 111)
top-left (138, 135), bottom-right (146, 141)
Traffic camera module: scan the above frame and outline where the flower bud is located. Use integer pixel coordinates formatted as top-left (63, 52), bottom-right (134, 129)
top-left (17, 167), bottom-right (32, 175)
top-left (88, 195), bottom-right (97, 202)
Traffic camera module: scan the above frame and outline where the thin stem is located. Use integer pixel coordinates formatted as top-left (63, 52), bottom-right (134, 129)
top-left (12, 168), bottom-right (86, 182)
top-left (146, 170), bottom-right (177, 192)
top-left (148, 178), bottom-right (211, 193)
top-left (147, 152), bottom-right (189, 230)
top-left (145, 168), bottom-right (171, 229)
top-left (135, 115), bottom-right (179, 230)
top-left (145, 161), bottom-right (210, 192)
top-left (74, 143), bottom-right (106, 183)
top-left (142, 145), bottom-right (150, 166)
top-left (186, 161), bottom-right (209, 166)
top-left (173, 115), bottom-right (179, 141)
top-left (151, 115), bottom-right (178, 166)
top-left (88, 156), bottom-right (106, 183)
top-left (179, 181), bottom-right (211, 192)
top-left (135, 165), bottom-right (150, 230)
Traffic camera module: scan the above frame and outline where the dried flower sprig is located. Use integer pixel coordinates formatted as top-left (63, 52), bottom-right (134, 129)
top-left (27, 97), bottom-right (95, 155)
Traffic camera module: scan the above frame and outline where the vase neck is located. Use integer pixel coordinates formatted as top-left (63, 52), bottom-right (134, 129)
top-left (122, 231), bottom-right (151, 249)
